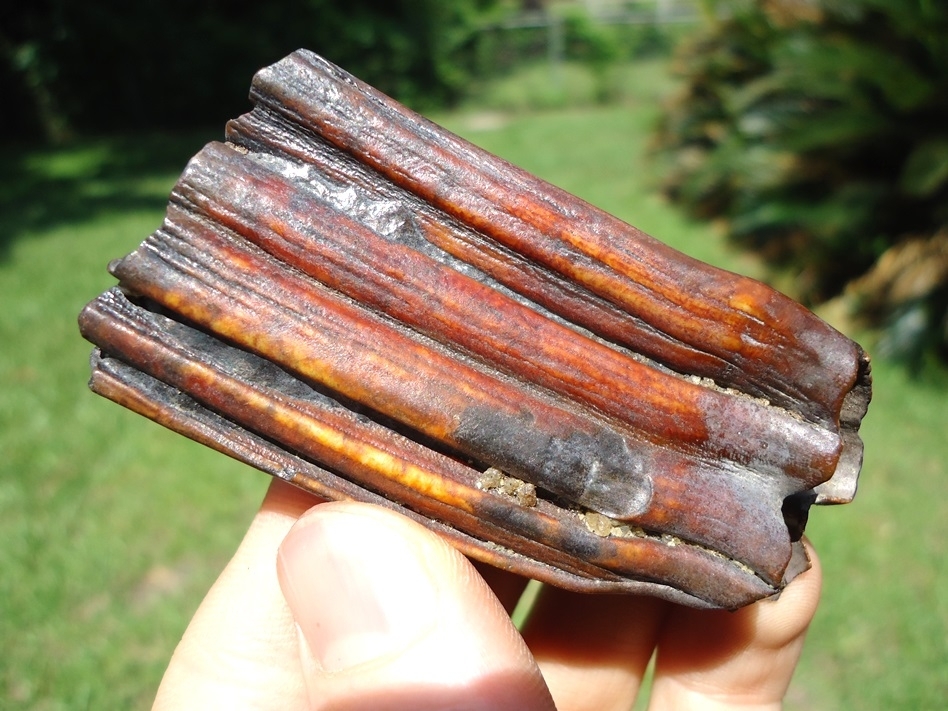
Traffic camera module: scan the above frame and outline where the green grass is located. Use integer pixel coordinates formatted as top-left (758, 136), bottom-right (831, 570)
top-left (790, 358), bottom-right (948, 709)
top-left (460, 59), bottom-right (665, 114)
top-left (0, 132), bottom-right (270, 708)
top-left (2, 60), bottom-right (946, 708)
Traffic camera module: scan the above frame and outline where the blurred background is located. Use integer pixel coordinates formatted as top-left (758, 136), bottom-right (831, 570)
top-left (1, 0), bottom-right (945, 707)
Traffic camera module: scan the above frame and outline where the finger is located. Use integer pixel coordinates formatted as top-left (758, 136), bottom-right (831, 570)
top-left (277, 501), bottom-right (556, 711)
top-left (647, 541), bottom-right (822, 710)
top-left (470, 560), bottom-right (531, 614)
top-left (521, 587), bottom-right (669, 711)
top-left (152, 478), bottom-right (322, 711)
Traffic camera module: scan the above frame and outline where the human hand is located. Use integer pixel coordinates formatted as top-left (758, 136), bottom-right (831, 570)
top-left (152, 478), bottom-right (821, 710)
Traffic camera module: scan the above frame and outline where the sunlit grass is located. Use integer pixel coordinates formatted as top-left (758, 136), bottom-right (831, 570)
top-left (793, 358), bottom-right (948, 709)
top-left (0, 135), bottom-right (269, 707)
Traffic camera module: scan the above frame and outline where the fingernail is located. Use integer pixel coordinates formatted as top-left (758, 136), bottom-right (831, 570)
top-left (277, 505), bottom-right (439, 672)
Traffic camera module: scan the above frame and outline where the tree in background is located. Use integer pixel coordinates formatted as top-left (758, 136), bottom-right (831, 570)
top-left (654, 0), bottom-right (948, 367)
top-left (0, 0), bottom-right (501, 143)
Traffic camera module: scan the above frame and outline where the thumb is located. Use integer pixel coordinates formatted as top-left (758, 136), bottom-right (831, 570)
top-left (277, 501), bottom-right (555, 711)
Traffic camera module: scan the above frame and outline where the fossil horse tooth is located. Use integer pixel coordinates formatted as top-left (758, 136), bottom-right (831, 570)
top-left (79, 50), bottom-right (871, 609)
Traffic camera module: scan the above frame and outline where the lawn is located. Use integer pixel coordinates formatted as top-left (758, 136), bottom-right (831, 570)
top-left (2, 59), bottom-right (945, 708)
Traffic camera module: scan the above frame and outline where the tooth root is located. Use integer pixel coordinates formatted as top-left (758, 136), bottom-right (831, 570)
top-left (78, 50), bottom-right (870, 609)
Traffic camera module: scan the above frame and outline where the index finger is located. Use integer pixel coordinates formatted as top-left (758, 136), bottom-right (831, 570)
top-left (647, 539), bottom-right (822, 710)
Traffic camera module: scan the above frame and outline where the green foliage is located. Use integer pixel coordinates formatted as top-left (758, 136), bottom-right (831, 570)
top-left (0, 0), bottom-right (501, 142)
top-left (559, 6), bottom-right (626, 103)
top-left (561, 6), bottom-right (623, 68)
top-left (654, 0), bottom-right (948, 363)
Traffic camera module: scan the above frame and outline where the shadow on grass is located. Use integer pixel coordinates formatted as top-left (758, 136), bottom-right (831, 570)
top-left (0, 130), bottom-right (219, 263)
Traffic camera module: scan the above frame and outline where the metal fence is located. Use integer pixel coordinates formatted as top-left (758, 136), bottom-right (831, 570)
top-left (474, 1), bottom-right (700, 79)
top-left (496, 0), bottom-right (700, 29)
